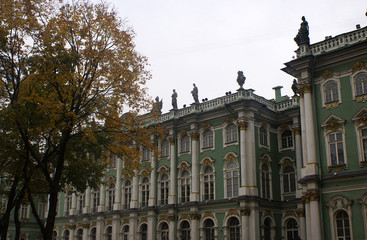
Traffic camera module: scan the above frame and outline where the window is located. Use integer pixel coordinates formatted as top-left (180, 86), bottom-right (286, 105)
top-left (281, 130), bottom-right (293, 149)
top-left (20, 204), bottom-right (29, 219)
top-left (180, 170), bottom-right (191, 203)
top-left (362, 127), bottom-right (367, 162)
top-left (286, 219), bottom-right (299, 240)
top-left (335, 211), bottom-right (351, 240)
top-left (140, 224), bottom-right (148, 240)
top-left (260, 164), bottom-right (271, 199)
top-left (161, 140), bottom-right (169, 158)
top-left (160, 222), bottom-right (169, 240)
top-left (91, 189), bottom-right (99, 213)
top-left (65, 192), bottom-right (72, 216)
top-left (324, 81), bottom-right (339, 103)
top-left (52, 231), bottom-right (57, 240)
top-left (63, 230), bottom-right (70, 240)
top-left (263, 218), bottom-right (272, 240)
top-left (90, 227), bottom-right (96, 240)
top-left (78, 193), bottom-right (84, 214)
top-left (76, 229), bottom-right (83, 240)
top-left (124, 180), bottom-right (132, 209)
top-left (228, 217), bottom-right (240, 240)
top-left (107, 183), bottom-right (115, 211)
top-left (203, 129), bottom-right (213, 149)
top-left (283, 166), bottom-right (296, 194)
top-left (204, 219), bottom-right (215, 240)
top-left (122, 225), bottom-right (129, 240)
top-left (180, 135), bottom-right (190, 153)
top-left (260, 126), bottom-right (268, 146)
top-left (160, 174), bottom-right (169, 205)
top-left (180, 221), bottom-right (191, 240)
top-left (105, 226), bottom-right (112, 240)
top-left (355, 72), bottom-right (367, 96)
top-left (225, 123), bottom-right (238, 144)
top-left (141, 177), bottom-right (150, 208)
top-left (142, 147), bottom-right (151, 162)
top-left (38, 201), bottom-right (47, 219)
top-left (203, 166), bottom-right (215, 201)
top-left (225, 162), bottom-right (239, 198)
top-left (328, 132), bottom-right (345, 166)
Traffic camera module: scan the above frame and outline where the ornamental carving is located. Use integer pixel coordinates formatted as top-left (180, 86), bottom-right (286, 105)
top-left (261, 156), bottom-right (270, 165)
top-left (263, 210), bottom-right (272, 217)
top-left (203, 211), bottom-right (214, 218)
top-left (321, 115), bottom-right (345, 134)
top-left (190, 213), bottom-right (201, 220)
top-left (238, 121), bottom-right (248, 130)
top-left (159, 215), bottom-right (168, 221)
top-left (284, 210), bottom-right (296, 217)
top-left (106, 220), bottom-right (112, 225)
top-left (356, 95), bottom-right (367, 103)
top-left (281, 158), bottom-right (292, 166)
top-left (202, 158), bottom-right (213, 167)
top-left (322, 70), bottom-right (334, 79)
top-left (260, 121), bottom-right (267, 127)
top-left (352, 108), bottom-right (367, 127)
top-left (225, 153), bottom-right (236, 165)
top-left (291, 127), bottom-right (300, 135)
top-left (225, 117), bottom-right (234, 124)
top-left (140, 216), bottom-right (147, 223)
top-left (90, 222), bottom-right (96, 227)
top-left (226, 209), bottom-right (239, 217)
top-left (159, 167), bottom-right (168, 175)
top-left (241, 209), bottom-right (251, 216)
top-left (167, 215), bottom-right (175, 221)
top-left (279, 124), bottom-right (288, 130)
top-left (351, 61), bottom-right (367, 73)
top-left (202, 122), bottom-right (211, 130)
top-left (167, 136), bottom-right (175, 144)
top-left (325, 101), bottom-right (339, 110)
top-left (180, 130), bottom-right (188, 136)
top-left (300, 83), bottom-right (312, 94)
top-left (327, 195), bottom-right (353, 209)
top-left (189, 132), bottom-right (199, 141)
top-left (122, 219), bottom-right (129, 224)
top-left (107, 176), bottom-right (115, 183)
top-left (141, 169), bottom-right (150, 177)
top-left (64, 224), bottom-right (76, 230)
top-left (296, 209), bottom-right (305, 217)
top-left (179, 162), bottom-right (189, 172)
top-left (179, 213), bottom-right (190, 220)
top-left (77, 223), bottom-right (90, 228)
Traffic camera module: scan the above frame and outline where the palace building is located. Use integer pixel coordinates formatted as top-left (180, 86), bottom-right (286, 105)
top-left (2, 18), bottom-right (367, 240)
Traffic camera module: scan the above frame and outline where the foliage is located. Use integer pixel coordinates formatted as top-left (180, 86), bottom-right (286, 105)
top-left (0, 0), bottom-right (162, 238)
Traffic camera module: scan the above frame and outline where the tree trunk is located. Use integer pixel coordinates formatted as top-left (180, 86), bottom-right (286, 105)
top-left (0, 177), bottom-right (19, 240)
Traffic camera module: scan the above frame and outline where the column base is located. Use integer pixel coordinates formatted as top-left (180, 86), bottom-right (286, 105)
top-left (190, 193), bottom-right (200, 202)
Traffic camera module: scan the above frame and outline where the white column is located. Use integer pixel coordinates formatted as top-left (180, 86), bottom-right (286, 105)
top-left (71, 193), bottom-right (77, 215)
top-left (84, 187), bottom-right (91, 214)
top-left (96, 216), bottom-right (104, 240)
top-left (310, 193), bottom-right (322, 240)
top-left (112, 215), bottom-right (119, 239)
top-left (293, 121), bottom-right (303, 198)
top-left (190, 131), bottom-right (200, 202)
top-left (248, 204), bottom-right (259, 239)
top-left (299, 94), bottom-right (308, 167)
top-left (238, 121), bottom-right (248, 196)
top-left (246, 116), bottom-right (257, 196)
top-left (69, 228), bottom-right (75, 240)
top-left (241, 210), bottom-right (250, 239)
top-left (149, 153), bottom-right (156, 207)
top-left (190, 211), bottom-right (200, 240)
top-left (297, 205), bottom-right (306, 240)
top-left (129, 213), bottom-right (137, 240)
top-left (168, 137), bottom-right (176, 204)
top-left (168, 216), bottom-right (175, 240)
top-left (305, 199), bottom-right (312, 240)
top-left (130, 171), bottom-right (138, 208)
top-left (82, 225), bottom-right (88, 240)
top-left (114, 158), bottom-right (121, 210)
top-left (98, 183), bottom-right (105, 212)
top-left (147, 211), bottom-right (156, 240)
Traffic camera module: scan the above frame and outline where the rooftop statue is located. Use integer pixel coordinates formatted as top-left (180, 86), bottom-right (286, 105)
top-left (171, 89), bottom-right (178, 110)
top-left (237, 71), bottom-right (246, 90)
top-left (192, 83), bottom-right (199, 104)
top-left (291, 79), bottom-right (299, 96)
top-left (153, 96), bottom-right (163, 114)
top-left (294, 16), bottom-right (310, 46)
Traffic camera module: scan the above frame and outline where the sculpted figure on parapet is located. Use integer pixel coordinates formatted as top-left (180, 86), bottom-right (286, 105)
top-left (294, 16), bottom-right (310, 46)
top-left (171, 89), bottom-right (178, 110)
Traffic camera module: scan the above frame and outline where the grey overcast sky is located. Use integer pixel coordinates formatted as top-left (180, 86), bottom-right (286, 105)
top-left (110, 0), bottom-right (367, 113)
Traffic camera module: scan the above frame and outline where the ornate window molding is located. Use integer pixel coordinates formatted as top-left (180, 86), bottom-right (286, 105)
top-left (121, 224), bottom-right (129, 240)
top-left (282, 217), bottom-right (299, 240)
top-left (259, 122), bottom-right (270, 149)
top-left (278, 125), bottom-right (294, 151)
top-left (352, 108), bottom-right (367, 166)
top-left (178, 131), bottom-right (191, 155)
top-left (321, 78), bottom-right (341, 109)
top-left (260, 155), bottom-right (272, 200)
top-left (358, 192), bottom-right (367, 238)
top-left (326, 195), bottom-right (353, 240)
top-left (350, 65), bottom-right (367, 102)
top-left (178, 220), bottom-right (191, 240)
top-left (321, 115), bottom-right (347, 171)
top-left (279, 158), bottom-right (297, 199)
top-left (223, 153), bottom-right (239, 199)
top-left (200, 216), bottom-right (218, 240)
top-left (201, 123), bottom-right (215, 151)
top-left (122, 179), bottom-right (132, 210)
top-left (157, 221), bottom-right (169, 240)
top-left (178, 162), bottom-right (191, 204)
top-left (261, 213), bottom-right (276, 240)
top-left (157, 166), bottom-right (170, 206)
top-left (223, 122), bottom-right (238, 147)
top-left (159, 139), bottom-right (170, 159)
top-left (201, 157), bottom-right (216, 201)
top-left (139, 177), bottom-right (150, 208)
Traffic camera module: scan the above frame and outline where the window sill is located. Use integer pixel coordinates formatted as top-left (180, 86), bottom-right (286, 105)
top-left (328, 164), bottom-right (347, 173)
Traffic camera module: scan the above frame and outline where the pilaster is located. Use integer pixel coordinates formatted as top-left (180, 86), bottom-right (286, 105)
top-left (190, 130), bottom-right (200, 202)
top-left (114, 157), bottom-right (121, 210)
top-left (168, 136), bottom-right (176, 204)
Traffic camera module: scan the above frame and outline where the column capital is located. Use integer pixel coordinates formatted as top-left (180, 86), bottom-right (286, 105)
top-left (298, 82), bottom-right (312, 96)
top-left (291, 127), bottom-right (301, 135)
top-left (189, 131), bottom-right (199, 141)
top-left (240, 209), bottom-right (251, 216)
top-left (296, 209), bottom-right (305, 217)
top-left (167, 136), bottom-right (175, 145)
top-left (190, 213), bottom-right (201, 220)
top-left (238, 121), bottom-right (248, 130)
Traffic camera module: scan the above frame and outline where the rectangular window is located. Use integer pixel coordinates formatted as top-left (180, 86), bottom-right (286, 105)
top-left (329, 132), bottom-right (345, 166)
top-left (20, 204), bottom-right (29, 219)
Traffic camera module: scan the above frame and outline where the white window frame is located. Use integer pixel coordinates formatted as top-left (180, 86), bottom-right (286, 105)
top-left (224, 123), bottom-right (238, 146)
top-left (179, 220), bottom-right (191, 240)
top-left (350, 70), bottom-right (367, 102)
top-left (321, 79), bottom-right (341, 109)
top-left (223, 216), bottom-right (241, 240)
top-left (65, 192), bottom-right (72, 216)
top-left (327, 195), bottom-right (353, 240)
top-left (283, 217), bottom-right (299, 240)
top-left (140, 177), bottom-right (150, 208)
top-left (279, 158), bottom-right (297, 199)
top-left (223, 160), bottom-right (239, 199)
top-left (77, 193), bottom-right (85, 214)
top-left (200, 218), bottom-right (218, 240)
top-left (20, 203), bottom-right (30, 219)
top-left (160, 139), bottom-right (170, 158)
top-left (200, 158), bottom-right (216, 201)
top-left (157, 221), bottom-right (169, 240)
top-left (261, 216), bottom-right (276, 240)
top-left (158, 171), bottom-right (169, 206)
top-left (123, 180), bottom-right (132, 209)
top-left (141, 147), bottom-right (151, 162)
top-left (38, 199), bottom-right (47, 219)
top-left (201, 128), bottom-right (214, 151)
top-left (91, 189), bottom-right (100, 213)
top-left (352, 108), bottom-right (367, 167)
top-left (259, 123), bottom-right (270, 149)
top-left (178, 134), bottom-right (191, 155)
top-left (260, 155), bottom-right (272, 200)
top-left (279, 128), bottom-right (294, 151)
top-left (106, 182), bottom-right (115, 211)
top-left (121, 225), bottom-right (129, 240)
top-left (177, 163), bottom-right (191, 204)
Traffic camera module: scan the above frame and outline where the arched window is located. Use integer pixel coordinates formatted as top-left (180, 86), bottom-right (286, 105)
top-left (225, 162), bottom-right (239, 198)
top-left (180, 221), bottom-right (191, 240)
top-left (335, 210), bottom-right (351, 240)
top-left (355, 72), bottom-right (367, 96)
top-left (52, 231), bottom-right (57, 240)
top-left (281, 130), bottom-right (293, 149)
top-left (328, 131), bottom-right (345, 166)
top-left (76, 229), bottom-right (83, 240)
top-left (91, 188), bottom-right (99, 213)
top-left (260, 164), bottom-right (271, 199)
top-left (263, 218), bottom-right (272, 240)
top-left (180, 134), bottom-right (190, 153)
top-left (105, 226), bottom-right (112, 240)
top-left (203, 129), bottom-right (213, 149)
top-left (122, 225), bottom-right (129, 240)
top-left (283, 166), bottom-right (296, 194)
top-left (77, 193), bottom-right (84, 214)
top-left (142, 147), bottom-right (151, 162)
top-left (160, 174), bottom-right (169, 205)
top-left (180, 170), bottom-right (191, 203)
top-left (285, 218), bottom-right (299, 240)
top-left (124, 180), bottom-right (132, 209)
top-left (324, 80), bottom-right (339, 103)
top-left (107, 183), bottom-right (115, 211)
top-left (141, 177), bottom-right (150, 208)
top-left (225, 123), bottom-right (238, 144)
top-left (204, 219), bottom-right (215, 240)
top-left (260, 126), bottom-right (268, 146)
top-left (140, 224), bottom-right (148, 240)
top-left (65, 192), bottom-right (72, 216)
top-left (160, 222), bottom-right (169, 240)
top-left (228, 217), bottom-right (240, 240)
top-left (203, 166), bottom-right (215, 201)
top-left (161, 140), bottom-right (169, 158)
top-left (63, 230), bottom-right (70, 240)
top-left (90, 227), bottom-right (96, 240)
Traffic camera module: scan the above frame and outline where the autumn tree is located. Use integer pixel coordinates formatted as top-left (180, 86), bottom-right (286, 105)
top-left (0, 0), bottom-right (161, 239)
